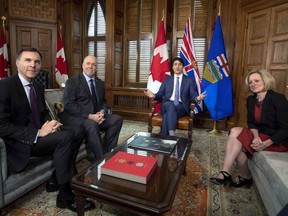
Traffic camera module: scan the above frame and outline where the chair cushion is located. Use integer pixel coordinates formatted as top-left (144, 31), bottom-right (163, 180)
top-left (151, 115), bottom-right (190, 129)
top-left (176, 116), bottom-right (190, 130)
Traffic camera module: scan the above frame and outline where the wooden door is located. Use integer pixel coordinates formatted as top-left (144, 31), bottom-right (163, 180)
top-left (238, 2), bottom-right (288, 126)
top-left (9, 20), bottom-right (56, 84)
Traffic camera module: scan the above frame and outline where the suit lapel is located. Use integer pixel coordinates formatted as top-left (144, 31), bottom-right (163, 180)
top-left (79, 73), bottom-right (91, 96)
top-left (13, 75), bottom-right (31, 110)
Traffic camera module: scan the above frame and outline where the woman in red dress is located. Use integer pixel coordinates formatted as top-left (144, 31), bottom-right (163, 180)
top-left (210, 68), bottom-right (288, 187)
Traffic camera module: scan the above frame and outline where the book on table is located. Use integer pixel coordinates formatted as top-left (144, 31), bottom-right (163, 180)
top-left (128, 135), bottom-right (178, 154)
top-left (101, 151), bottom-right (158, 184)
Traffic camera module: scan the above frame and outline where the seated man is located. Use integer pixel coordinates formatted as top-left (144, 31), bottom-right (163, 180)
top-left (62, 55), bottom-right (123, 160)
top-left (0, 48), bottom-right (95, 212)
top-left (144, 57), bottom-right (206, 136)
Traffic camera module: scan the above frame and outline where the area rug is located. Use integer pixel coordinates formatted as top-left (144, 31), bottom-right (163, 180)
top-left (1, 120), bottom-right (267, 216)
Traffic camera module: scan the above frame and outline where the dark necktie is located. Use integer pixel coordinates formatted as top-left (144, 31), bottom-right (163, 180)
top-left (89, 79), bottom-right (98, 113)
top-left (28, 84), bottom-right (41, 129)
top-left (174, 77), bottom-right (180, 106)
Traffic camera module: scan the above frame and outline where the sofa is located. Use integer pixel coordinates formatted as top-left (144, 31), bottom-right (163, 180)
top-left (248, 151), bottom-right (288, 216)
top-left (0, 89), bottom-right (89, 211)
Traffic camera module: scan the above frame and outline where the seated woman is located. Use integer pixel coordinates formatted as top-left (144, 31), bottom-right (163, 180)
top-left (210, 68), bottom-right (288, 188)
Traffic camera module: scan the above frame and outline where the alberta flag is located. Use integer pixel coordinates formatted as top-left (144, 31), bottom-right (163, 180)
top-left (55, 32), bottom-right (68, 87)
top-left (202, 15), bottom-right (233, 121)
top-left (179, 18), bottom-right (202, 113)
top-left (147, 19), bottom-right (170, 113)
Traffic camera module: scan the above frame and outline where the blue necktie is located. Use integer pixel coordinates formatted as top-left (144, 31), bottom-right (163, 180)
top-left (174, 77), bottom-right (180, 106)
top-left (89, 79), bottom-right (98, 113)
top-left (28, 84), bottom-right (41, 129)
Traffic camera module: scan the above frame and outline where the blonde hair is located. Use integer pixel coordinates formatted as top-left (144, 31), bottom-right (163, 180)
top-left (245, 68), bottom-right (275, 92)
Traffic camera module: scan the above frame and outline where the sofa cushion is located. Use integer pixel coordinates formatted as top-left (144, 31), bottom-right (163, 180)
top-left (252, 151), bottom-right (288, 206)
top-left (44, 89), bottom-right (64, 120)
top-left (0, 138), bottom-right (7, 181)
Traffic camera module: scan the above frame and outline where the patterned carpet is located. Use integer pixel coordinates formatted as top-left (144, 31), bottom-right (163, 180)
top-left (1, 120), bottom-right (267, 216)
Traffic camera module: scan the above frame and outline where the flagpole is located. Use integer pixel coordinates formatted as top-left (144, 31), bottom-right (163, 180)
top-left (208, 121), bottom-right (222, 135)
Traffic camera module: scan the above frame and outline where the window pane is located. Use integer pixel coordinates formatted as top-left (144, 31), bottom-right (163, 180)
top-left (88, 41), bottom-right (95, 55)
top-left (88, 8), bottom-right (95, 37)
top-left (127, 41), bottom-right (137, 82)
top-left (139, 39), bottom-right (152, 83)
top-left (97, 2), bottom-right (105, 35)
top-left (97, 41), bottom-right (106, 80)
top-left (87, 1), bottom-right (106, 81)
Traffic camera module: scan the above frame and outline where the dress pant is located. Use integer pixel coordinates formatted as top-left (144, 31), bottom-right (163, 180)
top-left (80, 114), bottom-right (123, 160)
top-left (161, 101), bottom-right (187, 136)
top-left (30, 125), bottom-right (84, 184)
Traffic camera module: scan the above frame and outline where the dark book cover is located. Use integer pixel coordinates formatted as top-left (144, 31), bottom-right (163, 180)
top-left (128, 135), bottom-right (178, 154)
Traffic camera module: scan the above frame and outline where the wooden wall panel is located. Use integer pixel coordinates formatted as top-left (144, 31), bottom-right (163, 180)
top-left (235, 0), bottom-right (288, 127)
top-left (9, 20), bottom-right (56, 78)
top-left (9, 0), bottom-right (56, 22)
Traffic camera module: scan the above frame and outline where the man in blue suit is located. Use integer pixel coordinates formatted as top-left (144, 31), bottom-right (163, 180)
top-left (145, 57), bottom-right (206, 136)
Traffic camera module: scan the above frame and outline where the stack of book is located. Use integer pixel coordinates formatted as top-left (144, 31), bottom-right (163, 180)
top-left (101, 151), bottom-right (158, 184)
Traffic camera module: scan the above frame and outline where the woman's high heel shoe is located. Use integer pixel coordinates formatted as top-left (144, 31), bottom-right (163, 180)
top-left (231, 176), bottom-right (253, 188)
top-left (210, 171), bottom-right (232, 185)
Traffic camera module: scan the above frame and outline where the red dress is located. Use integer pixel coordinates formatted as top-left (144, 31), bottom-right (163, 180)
top-left (237, 102), bottom-right (288, 156)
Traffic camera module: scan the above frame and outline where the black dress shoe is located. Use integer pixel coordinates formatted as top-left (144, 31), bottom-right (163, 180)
top-left (231, 176), bottom-right (253, 188)
top-left (56, 195), bottom-right (96, 212)
top-left (46, 180), bottom-right (59, 192)
top-left (210, 171), bottom-right (232, 186)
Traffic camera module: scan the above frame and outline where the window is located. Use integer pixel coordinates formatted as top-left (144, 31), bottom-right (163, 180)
top-left (125, 0), bottom-right (153, 87)
top-left (86, 0), bottom-right (106, 80)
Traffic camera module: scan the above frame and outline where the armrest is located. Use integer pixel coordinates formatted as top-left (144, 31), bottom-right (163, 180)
top-left (189, 103), bottom-right (196, 118)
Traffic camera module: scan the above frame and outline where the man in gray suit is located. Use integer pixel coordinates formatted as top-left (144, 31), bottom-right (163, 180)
top-left (63, 55), bottom-right (123, 160)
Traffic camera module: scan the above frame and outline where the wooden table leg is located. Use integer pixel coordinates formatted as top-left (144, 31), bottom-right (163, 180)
top-left (75, 195), bottom-right (85, 216)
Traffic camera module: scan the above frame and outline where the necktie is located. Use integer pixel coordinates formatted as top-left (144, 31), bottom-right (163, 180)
top-left (89, 79), bottom-right (98, 113)
top-left (28, 84), bottom-right (41, 129)
top-left (174, 77), bottom-right (180, 106)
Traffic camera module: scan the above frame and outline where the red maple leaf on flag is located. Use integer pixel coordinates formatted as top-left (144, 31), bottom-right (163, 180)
top-left (147, 19), bottom-right (170, 113)
top-left (56, 55), bottom-right (67, 74)
top-left (0, 26), bottom-right (9, 78)
top-left (55, 32), bottom-right (68, 87)
top-left (150, 53), bottom-right (170, 82)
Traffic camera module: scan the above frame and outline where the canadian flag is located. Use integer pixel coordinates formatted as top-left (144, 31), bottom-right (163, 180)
top-left (0, 26), bottom-right (9, 79)
top-left (55, 32), bottom-right (68, 87)
top-left (147, 19), bottom-right (170, 113)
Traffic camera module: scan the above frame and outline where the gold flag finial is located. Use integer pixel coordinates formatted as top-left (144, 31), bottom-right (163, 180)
top-left (1, 16), bottom-right (6, 27)
top-left (162, 9), bottom-right (164, 20)
top-left (218, 1), bottom-right (221, 16)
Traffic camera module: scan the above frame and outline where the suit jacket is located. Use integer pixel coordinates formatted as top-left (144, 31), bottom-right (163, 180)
top-left (0, 74), bottom-right (51, 171)
top-left (63, 73), bottom-right (109, 124)
top-left (154, 74), bottom-right (197, 114)
top-left (247, 90), bottom-right (288, 146)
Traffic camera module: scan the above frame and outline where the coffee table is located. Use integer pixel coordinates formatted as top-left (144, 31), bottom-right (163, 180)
top-left (71, 132), bottom-right (192, 215)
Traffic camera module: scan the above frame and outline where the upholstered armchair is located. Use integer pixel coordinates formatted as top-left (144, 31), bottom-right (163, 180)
top-left (148, 100), bottom-right (195, 140)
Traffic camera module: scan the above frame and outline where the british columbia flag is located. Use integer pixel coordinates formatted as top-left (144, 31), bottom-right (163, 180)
top-left (179, 18), bottom-right (202, 113)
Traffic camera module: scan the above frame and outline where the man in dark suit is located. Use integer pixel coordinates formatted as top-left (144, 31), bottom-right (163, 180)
top-left (144, 57), bottom-right (206, 136)
top-left (62, 55), bottom-right (123, 160)
top-left (0, 48), bottom-right (95, 212)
